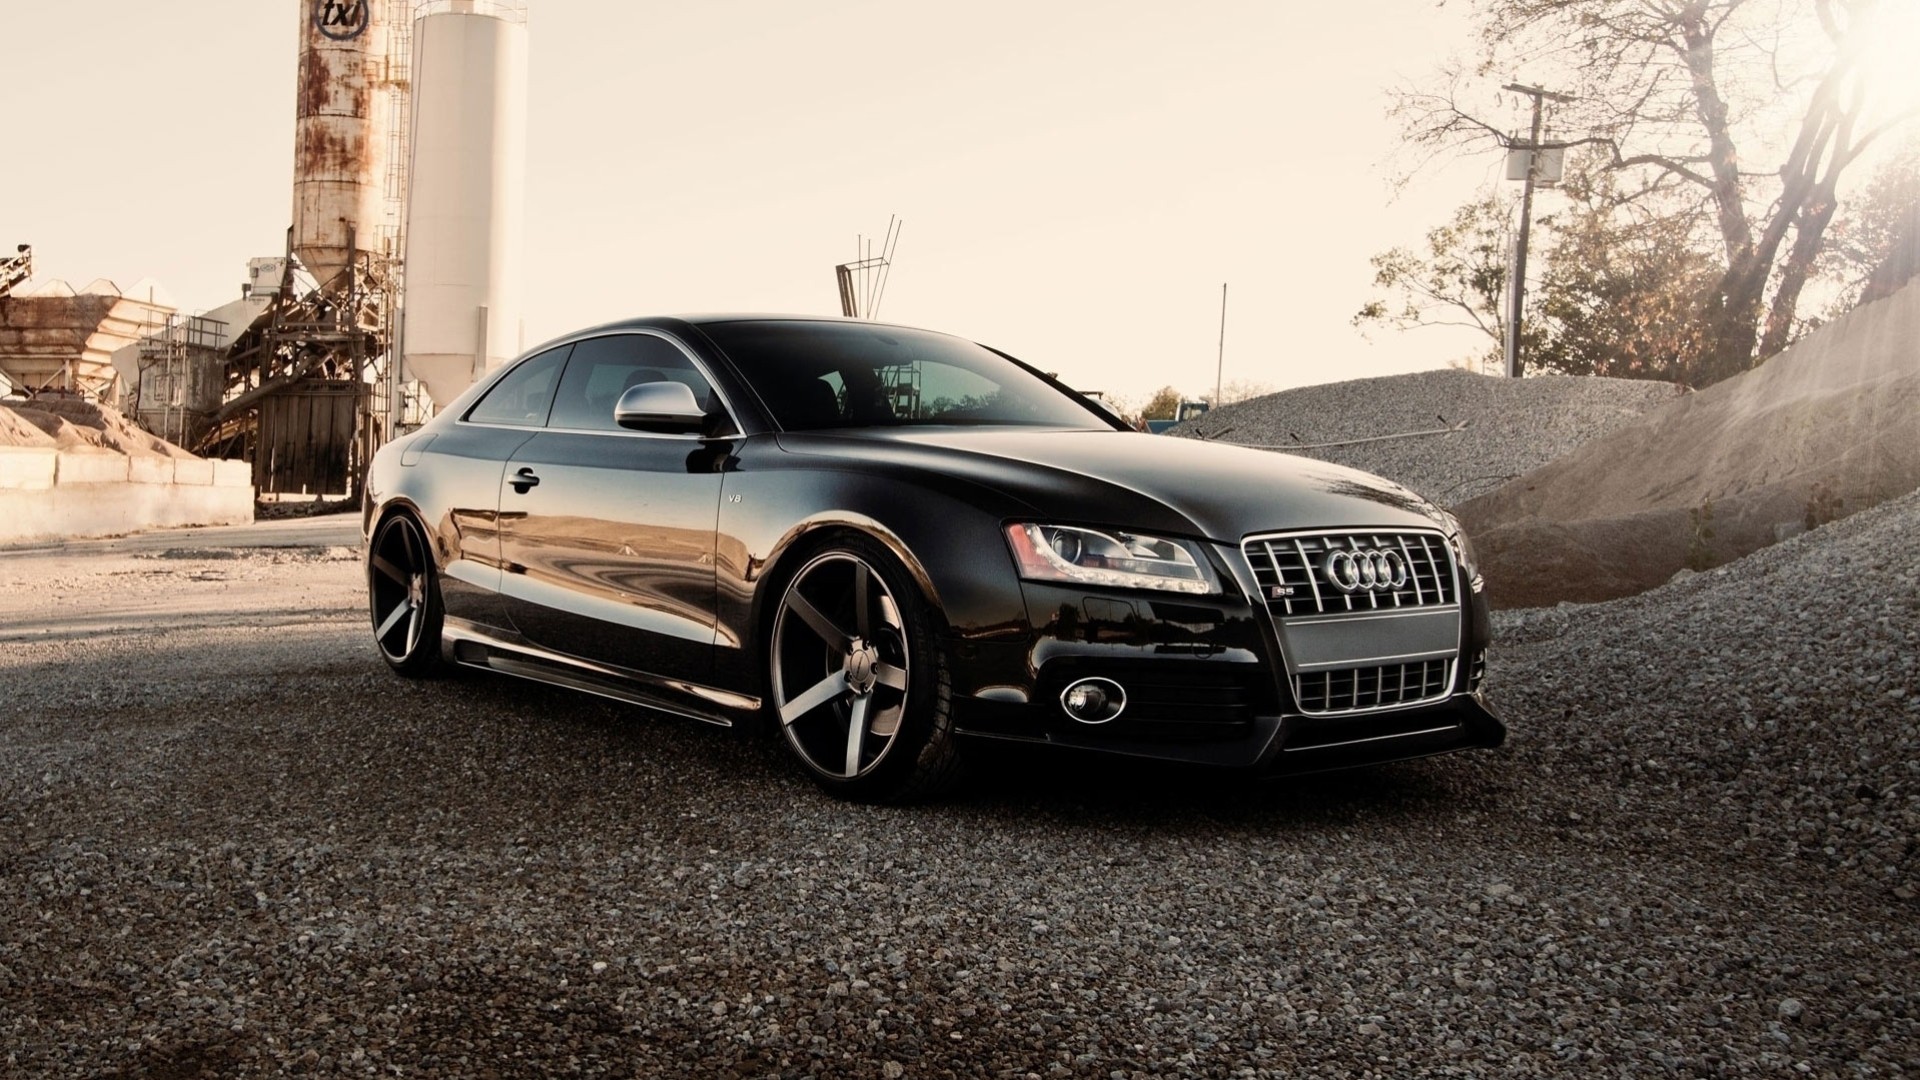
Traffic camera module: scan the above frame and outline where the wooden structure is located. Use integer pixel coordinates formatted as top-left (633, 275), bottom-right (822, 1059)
top-left (255, 379), bottom-right (366, 494)
top-left (194, 229), bottom-right (397, 497)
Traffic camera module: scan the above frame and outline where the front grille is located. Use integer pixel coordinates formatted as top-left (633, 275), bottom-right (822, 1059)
top-left (1294, 658), bottom-right (1454, 715)
top-left (1242, 530), bottom-right (1456, 618)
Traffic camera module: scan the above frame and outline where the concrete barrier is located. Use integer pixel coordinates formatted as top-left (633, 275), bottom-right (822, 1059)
top-left (128, 456), bottom-right (177, 485)
top-left (0, 452), bottom-right (254, 543)
top-left (0, 447), bottom-right (57, 491)
top-left (172, 458), bottom-right (215, 486)
top-left (55, 452), bottom-right (130, 485)
top-left (212, 460), bottom-right (251, 488)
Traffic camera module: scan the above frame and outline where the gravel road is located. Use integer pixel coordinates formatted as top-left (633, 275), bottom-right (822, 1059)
top-left (2, 508), bottom-right (1915, 1077)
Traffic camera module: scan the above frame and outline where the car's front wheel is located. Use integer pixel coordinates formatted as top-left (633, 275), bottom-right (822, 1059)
top-left (367, 511), bottom-right (444, 676)
top-left (768, 538), bottom-right (963, 802)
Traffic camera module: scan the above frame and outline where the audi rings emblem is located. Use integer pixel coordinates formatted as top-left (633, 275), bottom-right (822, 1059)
top-left (1323, 548), bottom-right (1410, 593)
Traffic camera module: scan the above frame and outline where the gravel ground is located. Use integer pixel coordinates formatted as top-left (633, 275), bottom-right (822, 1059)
top-left (2, 506), bottom-right (1916, 1077)
top-left (1166, 371), bottom-right (1687, 505)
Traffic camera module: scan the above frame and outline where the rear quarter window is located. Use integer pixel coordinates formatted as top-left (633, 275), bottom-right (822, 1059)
top-left (464, 346), bottom-right (571, 427)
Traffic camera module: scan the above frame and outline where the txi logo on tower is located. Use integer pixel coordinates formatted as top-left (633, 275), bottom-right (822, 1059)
top-left (315, 0), bottom-right (370, 41)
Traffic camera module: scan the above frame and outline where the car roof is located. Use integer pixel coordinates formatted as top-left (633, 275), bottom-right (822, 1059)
top-left (571, 313), bottom-right (952, 335)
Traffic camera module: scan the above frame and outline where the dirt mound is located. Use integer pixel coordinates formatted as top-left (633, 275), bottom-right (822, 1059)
top-left (0, 405), bottom-right (58, 450)
top-left (1169, 368), bottom-right (1684, 503)
top-left (0, 399), bottom-right (198, 459)
top-left (1459, 278), bottom-right (1920, 608)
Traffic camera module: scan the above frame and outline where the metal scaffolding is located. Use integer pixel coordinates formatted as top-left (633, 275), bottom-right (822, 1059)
top-left (0, 246), bottom-right (30, 299)
top-left (131, 312), bottom-right (226, 447)
top-left (198, 227), bottom-right (398, 496)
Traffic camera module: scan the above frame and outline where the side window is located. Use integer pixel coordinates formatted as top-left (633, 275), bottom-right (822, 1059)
top-left (464, 345), bottom-right (570, 427)
top-left (548, 333), bottom-right (721, 432)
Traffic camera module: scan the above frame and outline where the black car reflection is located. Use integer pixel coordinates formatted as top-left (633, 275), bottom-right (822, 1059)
top-left (364, 316), bottom-right (1504, 801)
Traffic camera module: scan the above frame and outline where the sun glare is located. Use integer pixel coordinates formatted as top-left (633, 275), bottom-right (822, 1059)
top-left (1855, 4), bottom-right (1920, 121)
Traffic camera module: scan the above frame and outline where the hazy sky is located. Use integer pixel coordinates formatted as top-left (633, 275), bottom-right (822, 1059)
top-left (0, 1), bottom-right (1506, 403)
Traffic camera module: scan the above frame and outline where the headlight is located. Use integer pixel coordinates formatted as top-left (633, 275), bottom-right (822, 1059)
top-left (1005, 523), bottom-right (1218, 594)
top-left (1437, 510), bottom-right (1484, 593)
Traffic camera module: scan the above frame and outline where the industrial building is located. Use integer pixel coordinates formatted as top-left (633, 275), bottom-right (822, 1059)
top-left (0, 0), bottom-right (529, 499)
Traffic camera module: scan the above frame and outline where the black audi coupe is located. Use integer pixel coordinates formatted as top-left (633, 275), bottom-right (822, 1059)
top-left (363, 315), bottom-right (1505, 801)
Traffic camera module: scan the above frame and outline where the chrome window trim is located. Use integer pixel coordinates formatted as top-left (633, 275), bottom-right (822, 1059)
top-left (454, 328), bottom-right (744, 439)
top-left (457, 342), bottom-right (573, 429)
top-left (459, 419), bottom-right (718, 442)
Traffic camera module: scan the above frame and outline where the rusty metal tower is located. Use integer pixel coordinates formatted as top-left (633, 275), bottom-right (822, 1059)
top-left (196, 0), bottom-right (410, 497)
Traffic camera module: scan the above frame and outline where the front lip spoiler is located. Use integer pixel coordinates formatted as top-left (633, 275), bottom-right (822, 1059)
top-left (955, 691), bottom-right (1505, 772)
top-left (1261, 692), bottom-right (1506, 776)
top-left (958, 715), bottom-right (1288, 769)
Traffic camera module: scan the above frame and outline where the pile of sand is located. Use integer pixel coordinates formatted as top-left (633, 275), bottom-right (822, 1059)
top-left (1457, 278), bottom-right (1920, 608)
top-left (0, 399), bottom-right (199, 459)
top-left (0, 406), bottom-right (58, 450)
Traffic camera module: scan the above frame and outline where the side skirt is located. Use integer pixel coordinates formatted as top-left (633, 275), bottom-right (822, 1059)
top-left (441, 617), bottom-right (759, 729)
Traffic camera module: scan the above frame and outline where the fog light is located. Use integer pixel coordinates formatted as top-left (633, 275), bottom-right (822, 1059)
top-left (1059, 677), bottom-right (1126, 724)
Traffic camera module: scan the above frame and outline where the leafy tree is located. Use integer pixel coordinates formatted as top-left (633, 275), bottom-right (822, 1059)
top-left (1386, 0), bottom-right (1920, 386)
top-left (1354, 195), bottom-right (1514, 373)
top-left (1360, 142), bottom-right (1920, 380)
top-left (1138, 385), bottom-right (1183, 422)
top-left (1528, 155), bottom-right (1723, 380)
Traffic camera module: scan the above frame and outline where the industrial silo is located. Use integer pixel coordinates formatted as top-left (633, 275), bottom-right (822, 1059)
top-left (293, 0), bottom-right (391, 289)
top-left (402, 0), bottom-right (528, 409)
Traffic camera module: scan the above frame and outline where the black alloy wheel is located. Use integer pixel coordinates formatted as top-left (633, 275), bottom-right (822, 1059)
top-left (368, 512), bottom-right (444, 676)
top-left (769, 540), bottom-right (961, 801)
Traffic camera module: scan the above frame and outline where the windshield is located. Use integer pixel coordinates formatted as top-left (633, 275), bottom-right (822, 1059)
top-left (698, 320), bottom-right (1114, 432)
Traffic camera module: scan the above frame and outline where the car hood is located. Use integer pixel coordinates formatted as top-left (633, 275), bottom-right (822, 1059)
top-left (776, 428), bottom-right (1448, 542)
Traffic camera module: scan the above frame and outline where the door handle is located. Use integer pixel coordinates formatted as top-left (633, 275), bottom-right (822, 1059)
top-left (509, 467), bottom-right (541, 494)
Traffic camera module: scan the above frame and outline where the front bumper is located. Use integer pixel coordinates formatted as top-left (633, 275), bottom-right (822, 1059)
top-left (946, 535), bottom-right (1506, 773)
top-left (954, 682), bottom-right (1504, 772)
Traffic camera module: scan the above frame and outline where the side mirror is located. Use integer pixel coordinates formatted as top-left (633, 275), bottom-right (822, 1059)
top-left (614, 381), bottom-right (708, 434)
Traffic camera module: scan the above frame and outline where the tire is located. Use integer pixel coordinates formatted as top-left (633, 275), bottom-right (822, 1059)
top-left (767, 536), bottom-right (964, 802)
top-left (367, 511), bottom-right (445, 677)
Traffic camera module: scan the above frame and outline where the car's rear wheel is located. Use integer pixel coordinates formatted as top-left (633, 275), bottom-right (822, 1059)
top-left (368, 512), bottom-right (444, 676)
top-left (769, 539), bottom-right (962, 802)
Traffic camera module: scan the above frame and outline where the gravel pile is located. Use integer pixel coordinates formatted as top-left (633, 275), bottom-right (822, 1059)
top-left (1166, 370), bottom-right (1686, 504)
top-left (1489, 484), bottom-right (1920, 934)
top-left (2, 513), bottom-right (1915, 1076)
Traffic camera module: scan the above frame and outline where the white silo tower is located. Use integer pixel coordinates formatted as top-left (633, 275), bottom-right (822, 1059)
top-left (402, 0), bottom-right (529, 409)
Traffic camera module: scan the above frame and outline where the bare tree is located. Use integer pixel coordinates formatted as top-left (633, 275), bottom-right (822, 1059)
top-left (1354, 194), bottom-right (1514, 365)
top-left (1393, 0), bottom-right (1920, 385)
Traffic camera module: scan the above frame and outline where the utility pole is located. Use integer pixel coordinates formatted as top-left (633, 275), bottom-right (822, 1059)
top-left (1502, 82), bottom-right (1572, 378)
top-left (1214, 283), bottom-right (1227, 405)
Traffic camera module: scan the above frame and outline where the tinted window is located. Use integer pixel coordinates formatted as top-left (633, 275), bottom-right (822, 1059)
top-left (699, 320), bottom-right (1110, 431)
top-left (548, 333), bottom-right (721, 432)
top-left (465, 345), bottom-right (570, 427)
